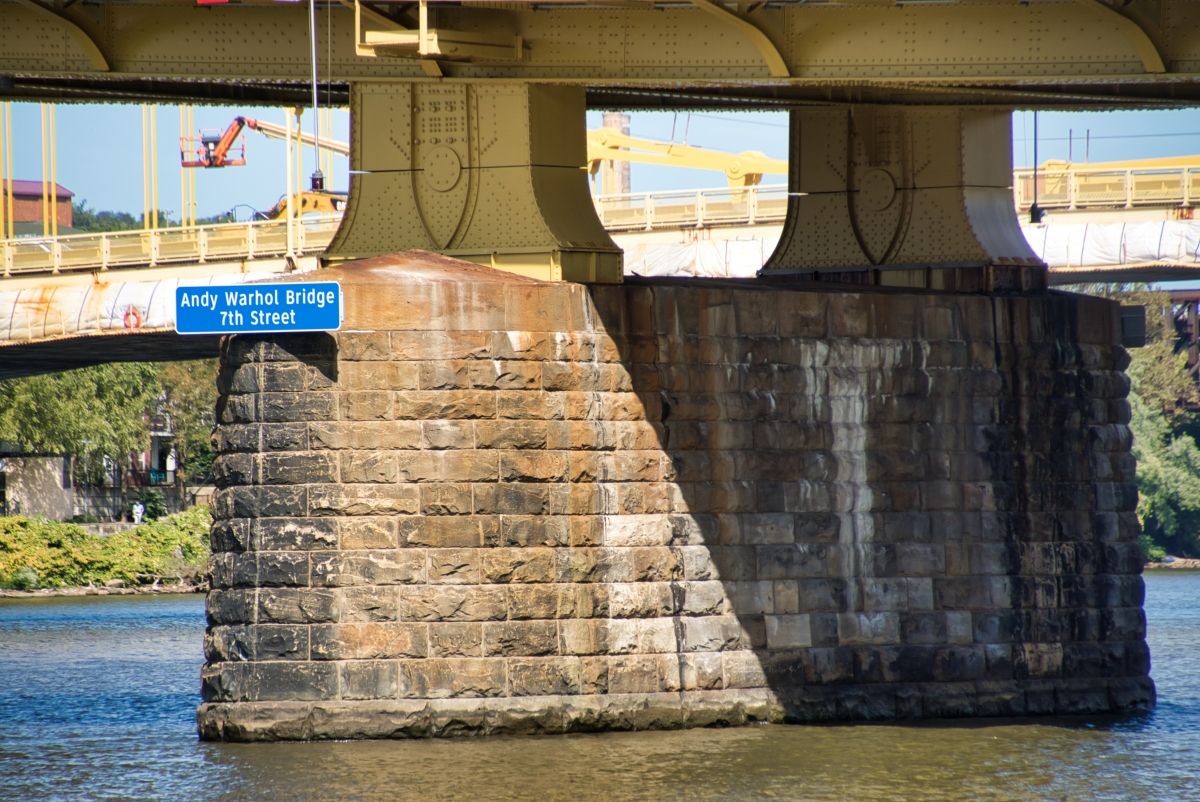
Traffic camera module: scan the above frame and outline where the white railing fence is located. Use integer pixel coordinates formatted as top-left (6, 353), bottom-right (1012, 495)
top-left (1, 215), bottom-right (341, 277)
top-left (593, 184), bottom-right (790, 231)
top-left (9, 166), bottom-right (1200, 278)
top-left (1013, 166), bottom-right (1200, 212)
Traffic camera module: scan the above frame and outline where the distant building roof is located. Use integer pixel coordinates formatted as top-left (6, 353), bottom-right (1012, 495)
top-left (1, 179), bottom-right (74, 200)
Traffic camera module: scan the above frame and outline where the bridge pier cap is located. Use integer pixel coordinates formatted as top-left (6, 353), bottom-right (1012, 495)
top-left (325, 82), bottom-right (623, 284)
top-left (323, 80), bottom-right (1041, 288)
top-left (763, 106), bottom-right (1045, 292)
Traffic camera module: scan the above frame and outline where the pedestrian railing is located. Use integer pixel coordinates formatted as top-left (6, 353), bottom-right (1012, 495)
top-left (10, 167), bottom-right (1200, 279)
top-left (593, 184), bottom-right (790, 231)
top-left (1013, 166), bottom-right (1200, 211)
top-left (0, 215), bottom-right (341, 277)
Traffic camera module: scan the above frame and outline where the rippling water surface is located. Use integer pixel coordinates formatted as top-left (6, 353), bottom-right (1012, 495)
top-left (1, 574), bottom-right (1198, 801)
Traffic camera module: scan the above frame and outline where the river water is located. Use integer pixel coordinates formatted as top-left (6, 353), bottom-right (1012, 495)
top-left (1, 573), bottom-right (1197, 802)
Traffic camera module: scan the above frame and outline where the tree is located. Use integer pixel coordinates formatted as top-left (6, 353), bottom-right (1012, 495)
top-left (0, 364), bottom-right (163, 485)
top-left (1129, 391), bottom-right (1200, 556)
top-left (1067, 283), bottom-right (1200, 556)
top-left (71, 200), bottom-right (146, 233)
top-left (72, 200), bottom-right (239, 233)
top-left (157, 359), bottom-right (218, 483)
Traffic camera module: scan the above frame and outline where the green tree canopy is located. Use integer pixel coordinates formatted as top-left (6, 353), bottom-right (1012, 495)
top-left (1064, 283), bottom-right (1200, 556)
top-left (1129, 391), bottom-right (1200, 556)
top-left (158, 359), bottom-right (218, 482)
top-left (0, 363), bottom-right (163, 484)
top-left (70, 200), bottom-right (145, 233)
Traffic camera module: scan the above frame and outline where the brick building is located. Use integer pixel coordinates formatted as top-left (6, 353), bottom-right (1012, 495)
top-left (1, 179), bottom-right (74, 231)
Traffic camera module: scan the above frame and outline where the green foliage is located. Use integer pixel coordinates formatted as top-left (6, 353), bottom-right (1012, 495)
top-left (157, 359), bottom-right (218, 483)
top-left (1129, 391), bottom-right (1200, 557)
top-left (1073, 283), bottom-right (1200, 557)
top-left (0, 507), bottom-right (211, 590)
top-left (5, 566), bottom-right (39, 591)
top-left (0, 363), bottom-right (163, 485)
top-left (131, 488), bottom-right (168, 521)
top-left (1138, 534), bottom-right (1168, 563)
top-left (72, 200), bottom-right (235, 234)
top-left (70, 200), bottom-right (145, 233)
top-left (0, 360), bottom-right (217, 487)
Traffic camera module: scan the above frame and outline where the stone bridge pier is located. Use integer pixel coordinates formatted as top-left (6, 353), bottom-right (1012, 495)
top-left (197, 252), bottom-right (1152, 740)
top-left (197, 81), bottom-right (1152, 740)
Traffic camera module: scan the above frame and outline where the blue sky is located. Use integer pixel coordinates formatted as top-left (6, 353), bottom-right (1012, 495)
top-left (6, 102), bottom-right (1200, 222)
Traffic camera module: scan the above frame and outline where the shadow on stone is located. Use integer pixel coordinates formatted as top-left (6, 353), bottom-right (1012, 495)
top-left (585, 277), bottom-right (1154, 724)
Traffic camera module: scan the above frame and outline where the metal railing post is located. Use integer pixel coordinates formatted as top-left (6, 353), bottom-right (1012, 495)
top-left (100, 234), bottom-right (111, 271)
top-left (198, 229), bottom-right (208, 263)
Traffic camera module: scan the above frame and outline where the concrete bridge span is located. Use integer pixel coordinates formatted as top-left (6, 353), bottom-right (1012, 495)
top-left (2, 0), bottom-right (1167, 739)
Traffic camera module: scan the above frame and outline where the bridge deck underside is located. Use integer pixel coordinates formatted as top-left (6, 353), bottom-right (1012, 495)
top-left (0, 330), bottom-right (221, 380)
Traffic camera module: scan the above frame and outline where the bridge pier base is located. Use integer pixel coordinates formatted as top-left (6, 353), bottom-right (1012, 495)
top-left (198, 252), bottom-right (1152, 741)
top-left (764, 105), bottom-right (1045, 292)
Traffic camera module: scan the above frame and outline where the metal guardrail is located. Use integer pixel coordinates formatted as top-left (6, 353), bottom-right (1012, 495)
top-left (0, 215), bottom-right (341, 277)
top-left (602, 168), bottom-right (1200, 230)
top-left (1013, 166), bottom-right (1200, 212)
top-left (8, 166), bottom-right (1200, 278)
top-left (593, 184), bottom-right (789, 231)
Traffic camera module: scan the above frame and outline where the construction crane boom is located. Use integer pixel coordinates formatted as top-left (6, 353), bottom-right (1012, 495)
top-left (585, 128), bottom-right (787, 193)
top-left (180, 119), bottom-right (247, 168)
top-left (181, 115), bottom-right (349, 169)
top-left (242, 117), bottom-right (348, 156)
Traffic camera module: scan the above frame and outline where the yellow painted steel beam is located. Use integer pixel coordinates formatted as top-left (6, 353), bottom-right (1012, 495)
top-left (2, 1), bottom-right (1198, 105)
top-left (689, 0), bottom-right (788, 79)
top-left (1076, 0), bottom-right (1164, 74)
top-left (9, 0), bottom-right (109, 72)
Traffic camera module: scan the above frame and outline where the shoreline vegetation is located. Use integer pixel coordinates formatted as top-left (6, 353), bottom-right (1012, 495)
top-left (1145, 557), bottom-right (1200, 570)
top-left (0, 507), bottom-right (210, 596)
top-left (0, 582), bottom-right (205, 599)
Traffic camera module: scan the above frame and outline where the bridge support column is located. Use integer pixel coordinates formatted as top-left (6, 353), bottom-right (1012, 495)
top-left (325, 82), bottom-right (623, 283)
top-left (197, 252), bottom-right (1153, 742)
top-left (763, 106), bottom-right (1044, 291)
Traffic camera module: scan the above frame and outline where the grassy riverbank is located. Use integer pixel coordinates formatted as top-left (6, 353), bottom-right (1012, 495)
top-left (0, 507), bottom-right (210, 592)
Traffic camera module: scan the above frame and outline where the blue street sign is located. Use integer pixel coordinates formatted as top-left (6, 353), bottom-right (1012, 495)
top-left (175, 281), bottom-right (342, 335)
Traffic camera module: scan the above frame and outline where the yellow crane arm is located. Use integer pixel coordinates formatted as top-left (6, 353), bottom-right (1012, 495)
top-left (242, 117), bottom-right (350, 157)
top-left (585, 128), bottom-right (787, 190)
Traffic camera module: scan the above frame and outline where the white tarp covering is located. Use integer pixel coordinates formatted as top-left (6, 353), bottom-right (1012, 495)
top-left (617, 220), bottom-right (1200, 278)
top-left (615, 234), bottom-right (780, 279)
top-left (1025, 220), bottom-right (1200, 268)
top-left (0, 266), bottom-right (317, 344)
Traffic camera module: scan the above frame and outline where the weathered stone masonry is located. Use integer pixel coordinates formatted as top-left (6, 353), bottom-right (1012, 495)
top-left (197, 252), bottom-right (1153, 741)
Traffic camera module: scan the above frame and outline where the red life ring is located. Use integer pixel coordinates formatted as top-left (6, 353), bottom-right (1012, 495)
top-left (122, 305), bottom-right (143, 329)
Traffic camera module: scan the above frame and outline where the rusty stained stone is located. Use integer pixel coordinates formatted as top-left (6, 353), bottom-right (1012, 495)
top-left (200, 254), bottom-right (1152, 742)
